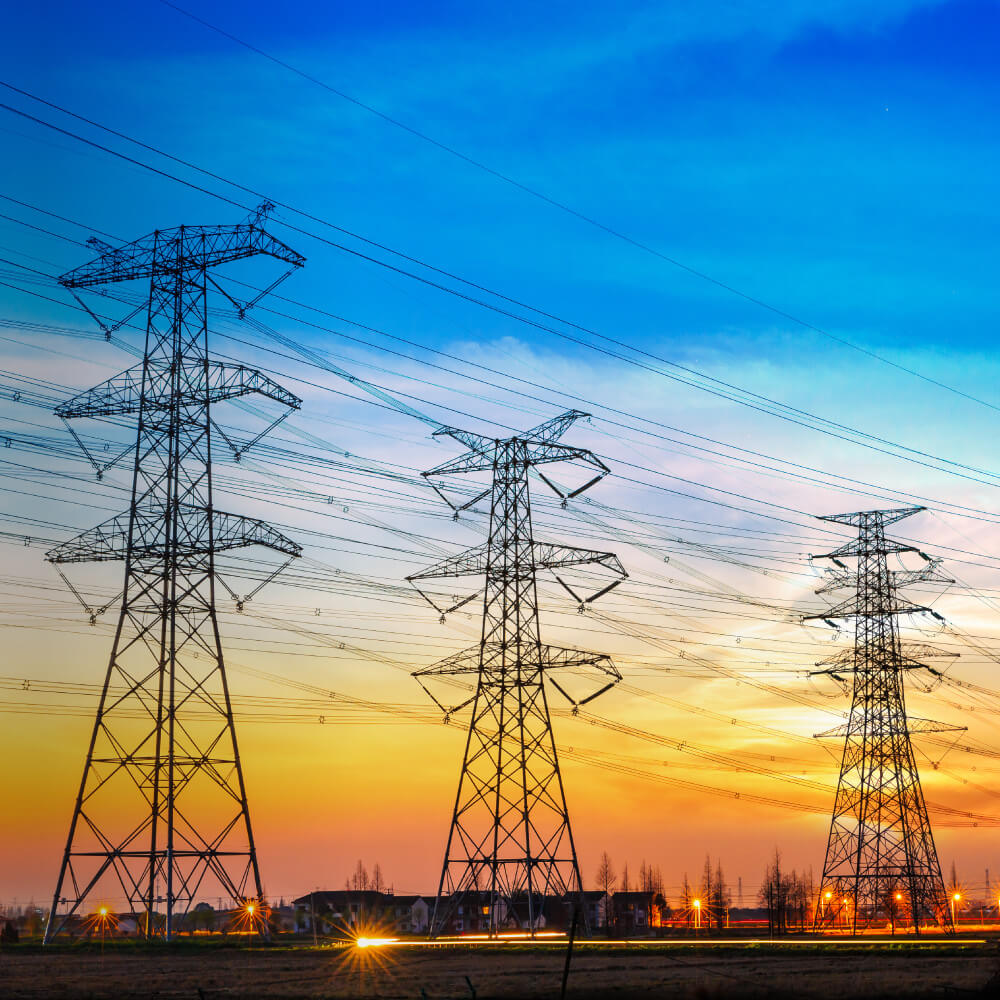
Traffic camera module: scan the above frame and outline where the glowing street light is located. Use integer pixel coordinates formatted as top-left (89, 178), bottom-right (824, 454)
top-left (88, 904), bottom-right (117, 956)
top-left (951, 892), bottom-right (961, 928)
top-left (693, 898), bottom-right (701, 931)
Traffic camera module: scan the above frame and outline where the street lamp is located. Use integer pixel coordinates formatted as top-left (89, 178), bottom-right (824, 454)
top-left (951, 892), bottom-right (961, 929)
top-left (693, 899), bottom-right (701, 931)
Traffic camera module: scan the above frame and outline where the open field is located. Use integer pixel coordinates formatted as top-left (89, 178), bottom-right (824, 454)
top-left (4, 939), bottom-right (1000, 999)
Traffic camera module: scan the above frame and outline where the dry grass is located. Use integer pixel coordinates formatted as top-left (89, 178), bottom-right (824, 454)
top-left (3, 939), bottom-right (999, 999)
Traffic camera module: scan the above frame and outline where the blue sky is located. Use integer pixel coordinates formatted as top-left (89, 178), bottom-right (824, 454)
top-left (3, 0), bottom-right (998, 362)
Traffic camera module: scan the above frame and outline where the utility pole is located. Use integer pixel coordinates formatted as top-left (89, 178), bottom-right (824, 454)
top-left (805, 507), bottom-right (959, 934)
top-left (44, 215), bottom-right (305, 941)
top-left (409, 412), bottom-right (626, 937)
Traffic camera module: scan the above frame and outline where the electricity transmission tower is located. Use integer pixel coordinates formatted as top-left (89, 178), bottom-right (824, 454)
top-left (805, 507), bottom-right (959, 934)
top-left (408, 412), bottom-right (626, 937)
top-left (44, 216), bottom-right (305, 941)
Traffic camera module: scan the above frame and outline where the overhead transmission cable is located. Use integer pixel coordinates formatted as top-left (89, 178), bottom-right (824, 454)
top-left (2, 89), bottom-right (1000, 490)
top-left (149, 4), bottom-right (1000, 418)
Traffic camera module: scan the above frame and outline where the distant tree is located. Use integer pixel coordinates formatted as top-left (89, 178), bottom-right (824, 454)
top-left (351, 859), bottom-right (370, 892)
top-left (595, 852), bottom-right (616, 936)
top-left (700, 855), bottom-right (713, 908)
top-left (786, 870), bottom-right (808, 931)
top-left (950, 860), bottom-right (959, 893)
top-left (1, 921), bottom-right (18, 944)
top-left (711, 860), bottom-right (731, 931)
top-left (759, 849), bottom-right (787, 935)
top-left (651, 865), bottom-right (665, 898)
top-left (372, 863), bottom-right (385, 895)
top-left (22, 905), bottom-right (43, 938)
top-left (645, 863), bottom-right (667, 927)
top-left (621, 863), bottom-right (631, 937)
top-left (758, 851), bottom-right (814, 934)
top-left (192, 902), bottom-right (216, 933)
top-left (681, 872), bottom-right (693, 928)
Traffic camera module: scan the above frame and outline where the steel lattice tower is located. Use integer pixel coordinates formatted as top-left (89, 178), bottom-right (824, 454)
top-left (44, 218), bottom-right (305, 941)
top-left (806, 507), bottom-right (957, 934)
top-left (408, 412), bottom-right (626, 937)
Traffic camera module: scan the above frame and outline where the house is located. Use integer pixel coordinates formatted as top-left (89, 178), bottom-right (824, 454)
top-left (291, 890), bottom-right (429, 936)
top-left (387, 895), bottom-right (429, 934)
top-left (435, 891), bottom-right (498, 934)
top-left (435, 892), bottom-right (608, 935)
top-left (612, 891), bottom-right (660, 935)
top-left (577, 890), bottom-right (610, 932)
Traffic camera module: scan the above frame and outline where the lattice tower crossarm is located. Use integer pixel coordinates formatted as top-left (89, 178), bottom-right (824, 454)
top-left (805, 507), bottom-right (956, 934)
top-left (44, 220), bottom-right (304, 942)
top-left (409, 414), bottom-right (625, 937)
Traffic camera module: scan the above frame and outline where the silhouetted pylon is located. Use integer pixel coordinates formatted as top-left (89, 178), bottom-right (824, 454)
top-left (805, 507), bottom-right (960, 934)
top-left (409, 412), bottom-right (626, 936)
top-left (45, 217), bottom-right (304, 941)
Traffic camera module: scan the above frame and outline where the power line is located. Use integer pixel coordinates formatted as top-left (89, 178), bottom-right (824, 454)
top-left (4, 89), bottom-right (1000, 490)
top-left (152, 3), bottom-right (1000, 418)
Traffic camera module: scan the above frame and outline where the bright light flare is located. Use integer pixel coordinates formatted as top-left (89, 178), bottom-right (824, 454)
top-left (356, 936), bottom-right (398, 949)
top-left (229, 898), bottom-right (270, 937)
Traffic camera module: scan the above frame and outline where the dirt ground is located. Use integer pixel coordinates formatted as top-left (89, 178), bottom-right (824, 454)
top-left (3, 941), bottom-right (1000, 999)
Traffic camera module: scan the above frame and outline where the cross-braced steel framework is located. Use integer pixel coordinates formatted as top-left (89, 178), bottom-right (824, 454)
top-left (806, 507), bottom-right (957, 934)
top-left (44, 219), bottom-right (305, 941)
top-left (408, 412), bottom-right (626, 937)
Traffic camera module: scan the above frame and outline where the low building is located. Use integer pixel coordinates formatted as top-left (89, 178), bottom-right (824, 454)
top-left (612, 891), bottom-right (661, 935)
top-left (387, 895), bottom-right (429, 934)
top-left (291, 890), bottom-right (429, 936)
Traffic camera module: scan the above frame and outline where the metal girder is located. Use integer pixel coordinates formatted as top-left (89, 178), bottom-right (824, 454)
top-left (532, 542), bottom-right (625, 577)
top-left (408, 542), bottom-right (626, 583)
top-left (56, 361), bottom-right (300, 419)
top-left (407, 544), bottom-right (490, 582)
top-left (804, 594), bottom-right (931, 621)
top-left (46, 508), bottom-right (301, 564)
top-left (58, 223), bottom-right (304, 288)
top-left (816, 717), bottom-right (966, 739)
top-left (414, 643), bottom-right (621, 680)
top-left (818, 506), bottom-right (925, 529)
top-left (425, 412), bottom-right (609, 500)
top-left (522, 409), bottom-right (589, 445)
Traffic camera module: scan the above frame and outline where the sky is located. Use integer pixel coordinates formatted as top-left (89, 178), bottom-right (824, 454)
top-left (1, 0), bottom-right (1000, 912)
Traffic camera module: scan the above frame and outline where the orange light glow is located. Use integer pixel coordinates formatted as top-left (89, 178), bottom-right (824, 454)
top-left (895, 893), bottom-right (902, 901)
top-left (98, 906), bottom-right (108, 917)
top-left (953, 893), bottom-right (961, 902)
top-left (693, 899), bottom-right (700, 908)
top-left (356, 937), bottom-right (398, 948)
top-left (824, 891), bottom-right (832, 900)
